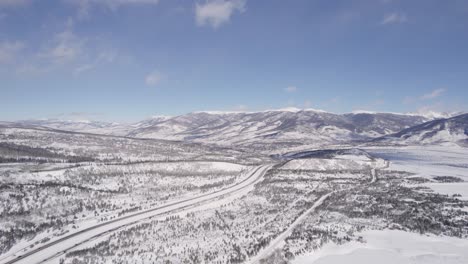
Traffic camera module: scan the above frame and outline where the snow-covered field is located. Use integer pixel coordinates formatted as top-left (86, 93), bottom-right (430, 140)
top-left (294, 229), bottom-right (468, 264)
top-left (1, 122), bottom-right (467, 264)
top-left (0, 160), bottom-right (253, 255)
top-left (282, 151), bottom-right (387, 171)
top-left (366, 145), bottom-right (468, 199)
top-left (289, 145), bottom-right (468, 264)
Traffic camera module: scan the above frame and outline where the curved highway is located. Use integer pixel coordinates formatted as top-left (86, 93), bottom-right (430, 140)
top-left (1, 164), bottom-right (273, 264)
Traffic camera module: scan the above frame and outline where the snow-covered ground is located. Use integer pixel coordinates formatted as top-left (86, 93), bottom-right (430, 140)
top-left (282, 152), bottom-right (387, 171)
top-left (0, 165), bottom-right (272, 264)
top-left (2, 121), bottom-right (467, 264)
top-left (365, 145), bottom-right (468, 199)
top-left (0, 160), bottom-right (255, 261)
top-left (290, 145), bottom-right (468, 264)
top-left (365, 146), bottom-right (468, 177)
top-left (293, 229), bottom-right (468, 264)
top-left (424, 182), bottom-right (468, 200)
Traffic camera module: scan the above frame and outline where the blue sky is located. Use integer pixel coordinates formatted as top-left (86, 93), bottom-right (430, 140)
top-left (1, 0), bottom-right (467, 121)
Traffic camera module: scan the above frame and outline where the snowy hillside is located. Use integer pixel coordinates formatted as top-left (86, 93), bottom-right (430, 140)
top-left (281, 149), bottom-right (387, 171)
top-left (11, 119), bottom-right (133, 136)
top-left (375, 113), bottom-right (468, 146)
top-left (1, 123), bottom-right (467, 264)
top-left (0, 126), bottom-right (265, 164)
top-left (5, 109), bottom-right (430, 149)
top-left (128, 110), bottom-right (429, 146)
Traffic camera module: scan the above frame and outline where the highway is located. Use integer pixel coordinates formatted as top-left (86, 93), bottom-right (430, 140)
top-left (1, 164), bottom-right (273, 264)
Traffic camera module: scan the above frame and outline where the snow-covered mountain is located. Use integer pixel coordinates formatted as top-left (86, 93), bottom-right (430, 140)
top-left (11, 119), bottom-right (135, 136)
top-left (126, 109), bottom-right (429, 148)
top-left (5, 109), bottom-right (433, 148)
top-left (14, 119), bottom-right (115, 131)
top-left (375, 113), bottom-right (468, 146)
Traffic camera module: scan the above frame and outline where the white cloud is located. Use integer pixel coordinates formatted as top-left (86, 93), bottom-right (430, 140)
top-left (284, 86), bottom-right (297, 93)
top-left (96, 50), bottom-right (116, 63)
top-left (66, 0), bottom-right (160, 7)
top-left (0, 41), bottom-right (24, 64)
top-left (421, 88), bottom-right (446, 100)
top-left (73, 63), bottom-right (94, 75)
top-left (195, 0), bottom-right (246, 29)
top-left (3, 18), bottom-right (117, 76)
top-left (15, 25), bottom-right (116, 76)
top-left (40, 29), bottom-right (85, 64)
top-left (381, 12), bottom-right (407, 25)
top-left (73, 50), bottom-right (117, 75)
top-left (145, 70), bottom-right (163, 86)
top-left (66, 0), bottom-right (159, 19)
top-left (103, 0), bottom-right (159, 4)
top-left (402, 88), bottom-right (447, 106)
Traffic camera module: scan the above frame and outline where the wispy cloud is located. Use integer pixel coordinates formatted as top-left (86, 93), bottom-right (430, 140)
top-left (10, 19), bottom-right (119, 77)
top-left (145, 70), bottom-right (164, 86)
top-left (73, 50), bottom-right (117, 75)
top-left (381, 12), bottom-right (407, 25)
top-left (101, 0), bottom-right (159, 5)
top-left (402, 88), bottom-right (447, 106)
top-left (73, 63), bottom-right (94, 75)
top-left (195, 0), bottom-right (246, 29)
top-left (66, 0), bottom-right (160, 19)
top-left (284, 86), bottom-right (297, 93)
top-left (40, 29), bottom-right (85, 64)
top-left (0, 41), bottom-right (24, 64)
top-left (421, 88), bottom-right (446, 100)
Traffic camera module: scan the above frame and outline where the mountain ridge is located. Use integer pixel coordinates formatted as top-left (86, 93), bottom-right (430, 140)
top-left (374, 113), bottom-right (468, 146)
top-left (4, 109), bottom-right (431, 148)
top-left (3, 111), bottom-right (468, 150)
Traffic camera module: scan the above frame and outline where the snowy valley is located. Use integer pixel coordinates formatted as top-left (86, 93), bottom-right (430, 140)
top-left (0, 110), bottom-right (467, 264)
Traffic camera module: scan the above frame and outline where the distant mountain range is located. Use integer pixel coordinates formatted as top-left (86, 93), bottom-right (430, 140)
top-left (2, 109), bottom-right (467, 148)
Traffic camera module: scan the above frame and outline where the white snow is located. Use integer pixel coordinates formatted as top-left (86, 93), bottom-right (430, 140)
top-left (424, 182), bottom-right (468, 199)
top-left (365, 145), bottom-right (468, 181)
top-left (0, 165), bottom-right (273, 264)
top-left (293, 229), bottom-right (468, 264)
top-left (282, 154), bottom-right (386, 171)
